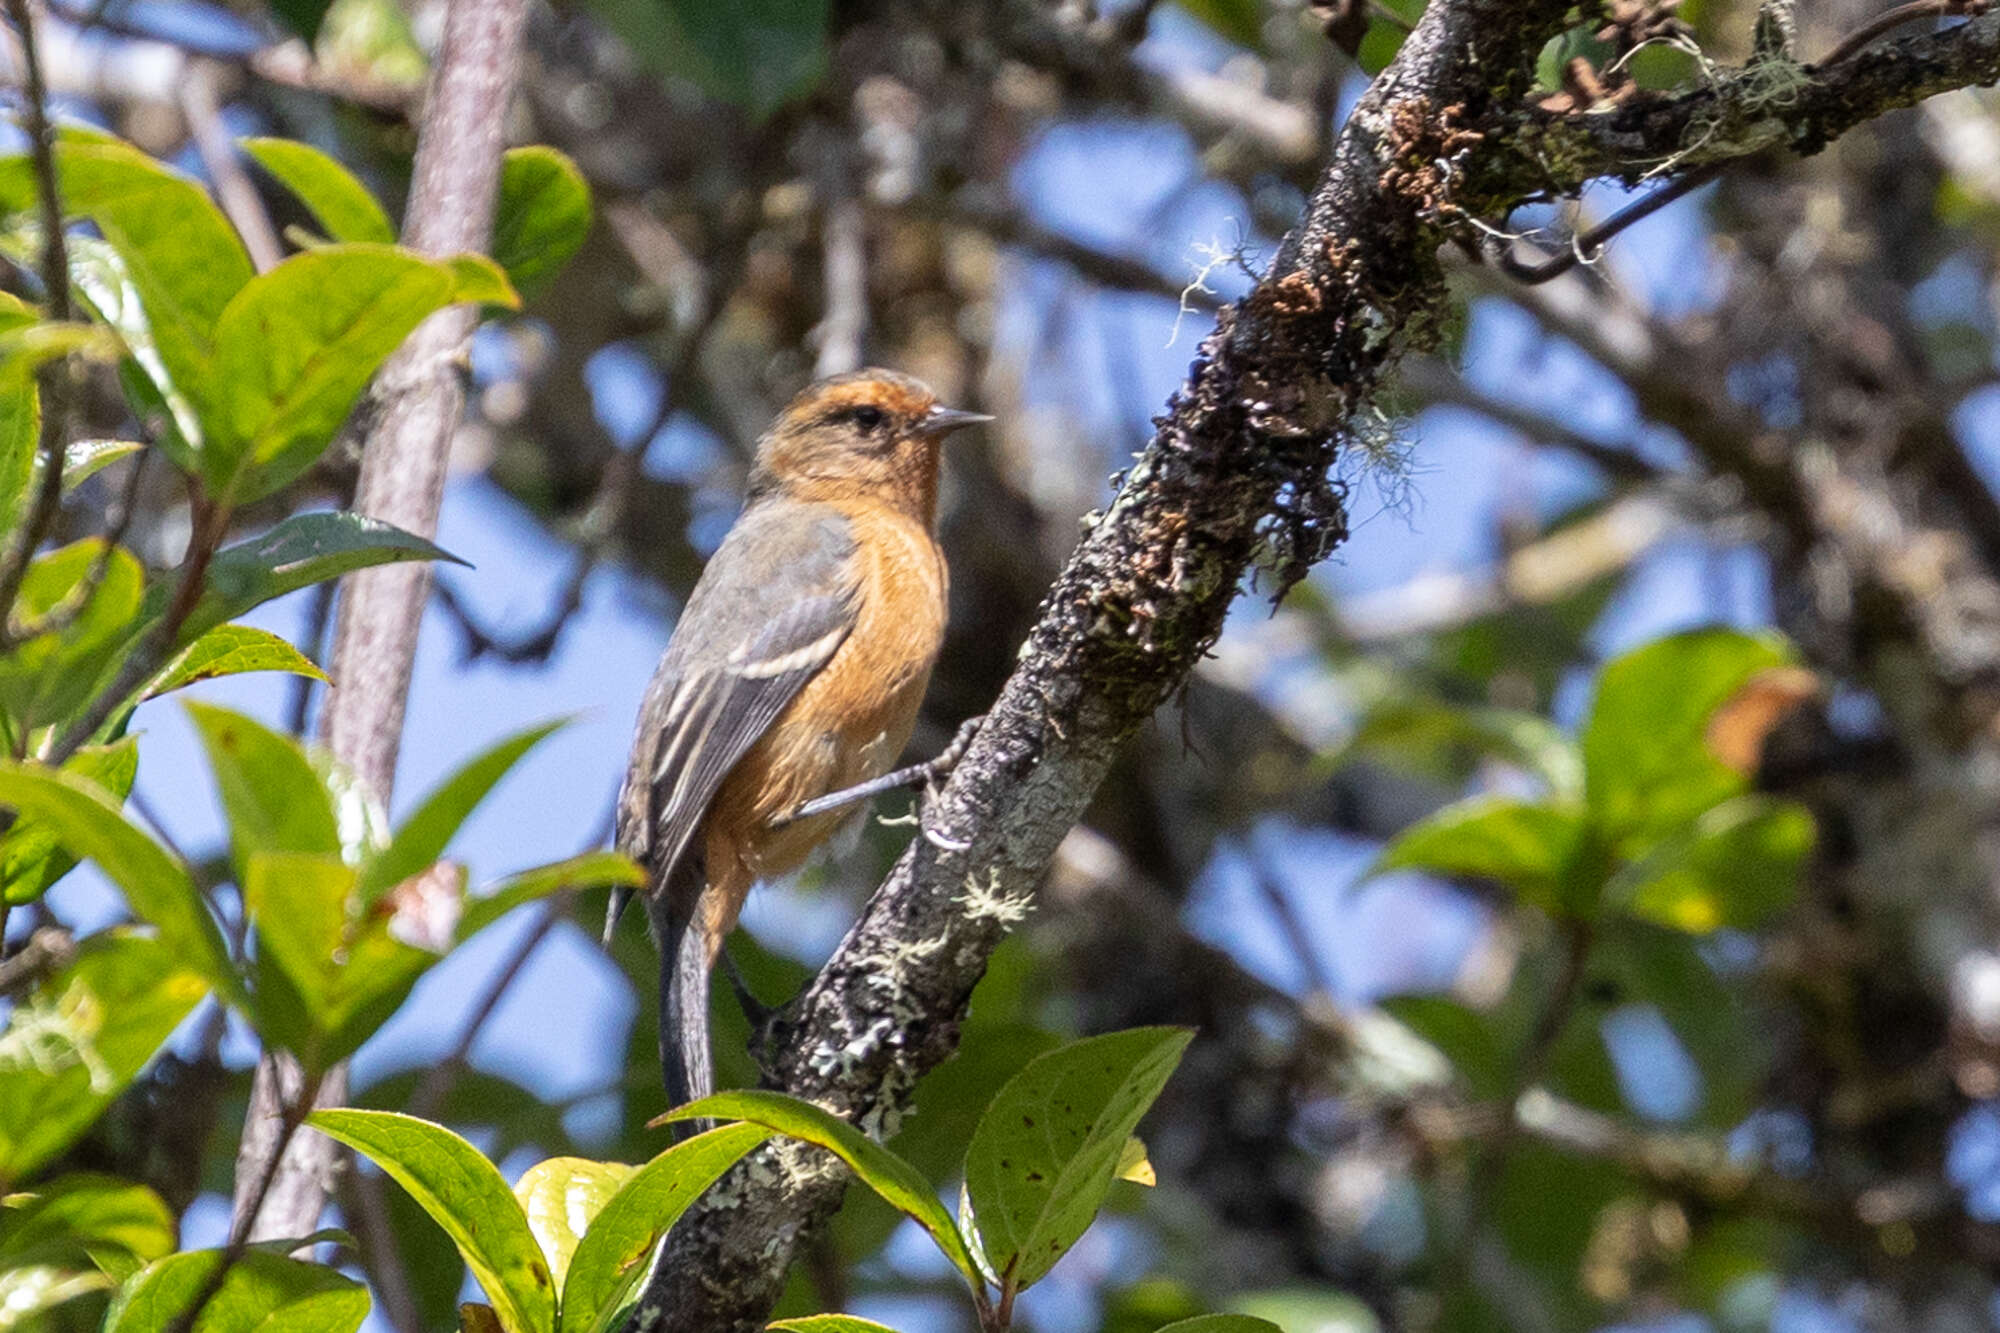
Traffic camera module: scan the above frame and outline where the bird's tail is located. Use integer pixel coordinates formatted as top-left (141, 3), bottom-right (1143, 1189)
top-left (644, 888), bottom-right (714, 1143)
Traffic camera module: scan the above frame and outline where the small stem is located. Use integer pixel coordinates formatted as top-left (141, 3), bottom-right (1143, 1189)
top-left (0, 0), bottom-right (76, 634)
top-left (164, 1068), bottom-right (324, 1333)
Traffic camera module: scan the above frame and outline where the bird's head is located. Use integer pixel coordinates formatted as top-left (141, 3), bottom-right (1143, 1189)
top-left (749, 369), bottom-right (991, 521)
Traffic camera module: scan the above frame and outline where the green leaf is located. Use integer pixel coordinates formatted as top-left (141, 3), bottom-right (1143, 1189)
top-left (143, 625), bottom-right (327, 701)
top-left (0, 1262), bottom-right (114, 1325)
top-left (962, 1027), bottom-right (1193, 1290)
top-left (1598, 919), bottom-right (1763, 1125)
top-left (0, 370), bottom-right (32, 536)
top-left (174, 510), bottom-right (464, 646)
top-left (239, 850), bottom-right (361, 1068)
top-left (1582, 629), bottom-right (1790, 848)
top-left (1172, 0), bottom-right (1263, 49)
top-left (512, 1158), bottom-right (632, 1292)
top-left (456, 851), bottom-right (645, 943)
top-left (104, 1249), bottom-right (367, 1333)
top-left (197, 245), bottom-right (518, 501)
top-left (0, 932), bottom-right (209, 1182)
top-left (1349, 697), bottom-right (1583, 798)
top-left (52, 438), bottom-right (145, 492)
top-left (0, 1173), bottom-right (175, 1281)
top-left (0, 538), bottom-right (144, 730)
top-left (0, 764), bottom-right (236, 996)
top-left (1377, 993), bottom-right (1509, 1100)
top-left (358, 718), bottom-right (567, 904)
top-left (65, 234), bottom-right (204, 462)
top-left (0, 136), bottom-right (253, 400)
top-left (493, 148), bottom-right (593, 299)
top-left (768, 1319), bottom-right (906, 1332)
top-left (1373, 798), bottom-right (1595, 917)
top-left (561, 1122), bottom-right (773, 1333)
top-left (308, 1109), bottom-right (555, 1333)
top-left (186, 702), bottom-right (341, 867)
top-left (1155, 1318), bottom-right (1286, 1333)
top-left (269, 0), bottom-right (336, 42)
top-left (593, 0), bottom-right (829, 117)
top-left (240, 138), bottom-right (396, 245)
top-left (1610, 796), bottom-right (1814, 934)
top-left (658, 1090), bottom-right (982, 1295)
top-left (1, 738), bottom-right (137, 905)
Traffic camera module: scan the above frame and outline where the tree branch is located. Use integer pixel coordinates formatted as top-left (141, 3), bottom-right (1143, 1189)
top-left (626, 12), bottom-right (2000, 1328)
top-left (230, 0), bottom-right (530, 1244)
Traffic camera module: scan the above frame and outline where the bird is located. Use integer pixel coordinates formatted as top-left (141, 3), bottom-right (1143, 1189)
top-left (610, 368), bottom-right (990, 1128)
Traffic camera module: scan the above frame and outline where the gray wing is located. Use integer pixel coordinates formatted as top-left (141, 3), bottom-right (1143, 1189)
top-left (616, 502), bottom-right (859, 886)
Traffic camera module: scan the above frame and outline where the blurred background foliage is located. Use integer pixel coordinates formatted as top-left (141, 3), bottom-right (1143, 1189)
top-left (4, 0), bottom-right (2000, 1329)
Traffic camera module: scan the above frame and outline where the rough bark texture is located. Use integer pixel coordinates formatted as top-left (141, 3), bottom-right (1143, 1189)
top-left (229, 0), bottom-right (530, 1243)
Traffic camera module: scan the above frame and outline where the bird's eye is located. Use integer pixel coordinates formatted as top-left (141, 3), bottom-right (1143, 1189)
top-left (850, 405), bottom-right (885, 431)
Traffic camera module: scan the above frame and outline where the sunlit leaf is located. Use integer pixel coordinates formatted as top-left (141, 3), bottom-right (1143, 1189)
top-left (104, 1248), bottom-right (367, 1333)
top-left (1373, 797), bottom-right (1596, 918)
top-left (186, 702), bottom-right (341, 868)
top-left (512, 1158), bottom-right (632, 1292)
top-left (655, 1090), bottom-right (982, 1294)
top-left (493, 148), bottom-right (593, 299)
top-left (0, 539), bottom-right (144, 730)
top-left (0, 738), bottom-right (136, 905)
top-left (0, 932), bottom-right (208, 1182)
top-left (241, 137), bottom-right (396, 244)
top-left (197, 245), bottom-right (518, 501)
top-left (1609, 796), bottom-right (1813, 934)
top-left (307, 1109), bottom-right (554, 1333)
top-left (455, 851), bottom-right (644, 943)
top-left (0, 1173), bottom-right (175, 1282)
top-left (961, 1028), bottom-right (1193, 1289)
top-left (143, 625), bottom-right (327, 701)
top-left (0, 764), bottom-right (236, 996)
top-left (562, 1122), bottom-right (773, 1333)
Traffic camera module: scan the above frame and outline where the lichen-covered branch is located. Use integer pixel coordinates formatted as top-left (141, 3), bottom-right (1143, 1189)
top-left (624, 6), bottom-right (2000, 1328)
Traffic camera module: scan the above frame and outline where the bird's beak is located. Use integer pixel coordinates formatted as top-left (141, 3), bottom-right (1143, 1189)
top-left (919, 404), bottom-right (995, 438)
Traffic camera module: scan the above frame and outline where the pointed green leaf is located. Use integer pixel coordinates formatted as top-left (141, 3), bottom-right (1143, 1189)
top-left (241, 137), bottom-right (396, 244)
top-left (0, 538), bottom-right (144, 730)
top-left (0, 1174), bottom-right (175, 1281)
top-left (144, 625), bottom-right (327, 701)
top-left (174, 510), bottom-right (464, 646)
top-left (445, 253), bottom-right (521, 308)
top-left (104, 1249), bottom-right (366, 1333)
top-left (186, 702), bottom-right (341, 867)
top-left (962, 1027), bottom-right (1193, 1290)
top-left (1372, 798), bottom-right (1594, 917)
top-left (239, 850), bottom-right (356, 1068)
top-left (52, 438), bottom-right (145, 492)
top-left (1609, 795), bottom-right (1814, 934)
top-left (0, 136), bottom-right (252, 399)
top-left (512, 1157), bottom-right (632, 1292)
top-left (658, 1090), bottom-right (981, 1293)
top-left (307, 1109), bottom-right (555, 1333)
top-left (0, 764), bottom-right (236, 996)
top-left (0, 932), bottom-right (209, 1182)
top-left (0, 368), bottom-right (32, 535)
top-left (768, 1319), bottom-right (906, 1332)
top-left (492, 148), bottom-right (592, 299)
top-left (456, 851), bottom-right (644, 943)
top-left (358, 718), bottom-right (567, 904)
top-left (1, 738), bottom-right (137, 905)
top-left (1583, 629), bottom-right (1790, 847)
top-left (560, 1123), bottom-right (772, 1333)
top-left (67, 234), bottom-right (203, 462)
top-left (197, 245), bottom-right (511, 501)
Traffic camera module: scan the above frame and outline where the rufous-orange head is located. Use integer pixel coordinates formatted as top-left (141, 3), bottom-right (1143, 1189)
top-left (748, 369), bottom-right (990, 522)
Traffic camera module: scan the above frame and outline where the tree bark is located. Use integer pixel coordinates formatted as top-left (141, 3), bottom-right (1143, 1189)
top-left (230, 0), bottom-right (531, 1244)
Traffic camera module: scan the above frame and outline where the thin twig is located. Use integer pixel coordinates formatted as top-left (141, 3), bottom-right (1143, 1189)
top-left (0, 0), bottom-right (74, 637)
top-left (165, 1068), bottom-right (324, 1333)
top-left (1, 446), bottom-right (149, 650)
top-left (1816, 0), bottom-right (1990, 66)
top-left (408, 891), bottom-right (573, 1120)
top-left (179, 63), bottom-right (283, 272)
top-left (812, 147), bottom-right (868, 378)
top-left (1488, 162), bottom-right (1724, 285)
